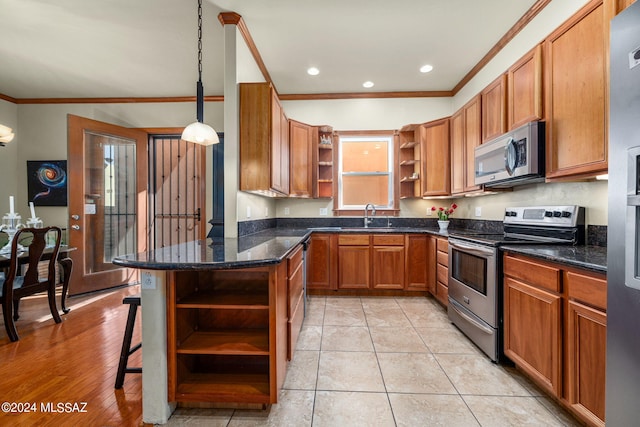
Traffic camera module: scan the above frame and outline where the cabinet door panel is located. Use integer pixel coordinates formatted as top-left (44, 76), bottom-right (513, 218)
top-left (482, 74), bottom-right (507, 143)
top-left (338, 246), bottom-right (370, 289)
top-left (450, 111), bottom-right (465, 195)
top-left (464, 96), bottom-right (482, 192)
top-left (289, 120), bottom-right (313, 197)
top-left (421, 119), bottom-right (450, 197)
top-left (545, 2), bottom-right (607, 178)
top-left (567, 300), bottom-right (606, 426)
top-left (372, 246), bottom-right (405, 289)
top-left (504, 276), bottom-right (562, 396)
top-left (308, 234), bottom-right (333, 290)
top-left (508, 44), bottom-right (543, 130)
top-left (406, 235), bottom-right (428, 291)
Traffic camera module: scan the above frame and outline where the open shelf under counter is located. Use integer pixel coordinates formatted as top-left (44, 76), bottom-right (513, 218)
top-left (176, 372), bottom-right (271, 404)
top-left (177, 329), bottom-right (270, 355)
top-left (176, 290), bottom-right (269, 309)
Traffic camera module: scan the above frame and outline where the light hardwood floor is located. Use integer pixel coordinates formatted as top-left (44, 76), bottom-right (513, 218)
top-left (0, 285), bottom-right (143, 426)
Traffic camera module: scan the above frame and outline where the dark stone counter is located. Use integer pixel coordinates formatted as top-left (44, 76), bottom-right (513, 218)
top-left (501, 244), bottom-right (607, 274)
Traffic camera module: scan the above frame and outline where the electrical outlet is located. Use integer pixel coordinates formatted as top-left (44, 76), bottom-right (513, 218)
top-left (246, 206), bottom-right (251, 218)
top-left (265, 207), bottom-right (269, 217)
top-left (475, 207), bottom-right (482, 217)
top-left (284, 207), bottom-right (290, 215)
top-left (319, 207), bottom-right (328, 216)
top-left (427, 207), bottom-right (432, 216)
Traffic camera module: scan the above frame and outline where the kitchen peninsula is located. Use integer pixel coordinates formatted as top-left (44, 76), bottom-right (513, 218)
top-left (112, 229), bottom-right (309, 424)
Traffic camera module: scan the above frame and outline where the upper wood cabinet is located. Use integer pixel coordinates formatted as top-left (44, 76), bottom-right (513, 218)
top-left (451, 95), bottom-right (482, 195)
top-left (420, 118), bottom-right (450, 197)
top-left (481, 74), bottom-right (507, 143)
top-left (239, 82), bottom-right (289, 196)
top-left (544, 0), bottom-right (607, 180)
top-left (316, 127), bottom-right (334, 199)
top-left (508, 44), bottom-right (543, 130)
top-left (288, 119), bottom-right (314, 198)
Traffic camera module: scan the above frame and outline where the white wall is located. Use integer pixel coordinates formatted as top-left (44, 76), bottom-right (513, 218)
top-left (0, 99), bottom-right (18, 217)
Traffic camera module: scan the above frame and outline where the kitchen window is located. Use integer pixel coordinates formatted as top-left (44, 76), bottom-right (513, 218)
top-left (336, 132), bottom-right (395, 211)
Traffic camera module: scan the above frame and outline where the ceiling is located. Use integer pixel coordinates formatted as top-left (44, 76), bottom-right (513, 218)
top-left (0, 0), bottom-right (541, 100)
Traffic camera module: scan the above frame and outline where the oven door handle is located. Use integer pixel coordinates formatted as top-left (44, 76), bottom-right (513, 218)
top-left (449, 240), bottom-right (495, 257)
top-left (449, 300), bottom-right (494, 335)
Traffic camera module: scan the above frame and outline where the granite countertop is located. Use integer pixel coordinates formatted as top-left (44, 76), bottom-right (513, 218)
top-left (112, 229), bottom-right (311, 271)
top-left (501, 244), bottom-right (607, 274)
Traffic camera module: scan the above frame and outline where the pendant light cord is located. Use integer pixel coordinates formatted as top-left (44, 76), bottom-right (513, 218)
top-left (197, 0), bottom-right (203, 83)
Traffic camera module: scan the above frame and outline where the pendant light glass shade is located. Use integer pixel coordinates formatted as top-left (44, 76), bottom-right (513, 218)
top-left (0, 124), bottom-right (14, 145)
top-left (182, 121), bottom-right (219, 145)
top-left (182, 0), bottom-right (219, 146)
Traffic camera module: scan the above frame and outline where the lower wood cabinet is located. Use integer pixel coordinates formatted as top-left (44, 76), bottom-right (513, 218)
top-left (372, 234), bottom-right (405, 289)
top-left (503, 252), bottom-right (607, 427)
top-left (307, 234), bottom-right (336, 290)
top-left (308, 232), bottom-right (434, 294)
top-left (286, 245), bottom-right (305, 360)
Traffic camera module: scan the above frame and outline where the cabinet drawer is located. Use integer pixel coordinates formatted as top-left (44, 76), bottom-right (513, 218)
top-left (436, 280), bottom-right (449, 306)
top-left (567, 271), bottom-right (607, 311)
top-left (287, 293), bottom-right (304, 361)
top-left (437, 238), bottom-right (449, 252)
top-left (287, 245), bottom-right (303, 277)
top-left (436, 263), bottom-right (448, 286)
top-left (372, 234), bottom-right (404, 246)
top-left (436, 250), bottom-right (449, 268)
top-left (504, 254), bottom-right (561, 293)
top-left (338, 234), bottom-right (370, 245)
top-left (288, 263), bottom-right (304, 316)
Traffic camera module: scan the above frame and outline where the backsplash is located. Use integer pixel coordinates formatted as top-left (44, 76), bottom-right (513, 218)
top-left (235, 217), bottom-right (607, 247)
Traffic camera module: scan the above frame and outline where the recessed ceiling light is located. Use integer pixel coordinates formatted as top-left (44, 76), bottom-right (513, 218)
top-left (420, 64), bottom-right (434, 73)
top-left (363, 81), bottom-right (374, 88)
top-left (307, 67), bottom-right (320, 76)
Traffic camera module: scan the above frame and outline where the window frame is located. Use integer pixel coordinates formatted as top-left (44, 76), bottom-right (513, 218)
top-left (333, 130), bottom-right (399, 216)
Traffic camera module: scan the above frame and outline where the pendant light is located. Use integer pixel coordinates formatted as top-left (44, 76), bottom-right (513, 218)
top-left (182, 0), bottom-right (219, 146)
top-left (0, 124), bottom-right (14, 147)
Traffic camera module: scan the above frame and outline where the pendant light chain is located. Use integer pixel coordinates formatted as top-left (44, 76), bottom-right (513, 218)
top-left (197, 0), bottom-right (203, 82)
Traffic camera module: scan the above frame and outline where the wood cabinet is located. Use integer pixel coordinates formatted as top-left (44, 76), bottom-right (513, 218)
top-left (317, 126), bottom-right (334, 198)
top-left (508, 44), bottom-right (543, 130)
top-left (420, 118), bottom-right (450, 197)
top-left (166, 266), bottom-right (287, 404)
top-left (286, 245), bottom-right (305, 360)
top-left (544, 0), bottom-right (607, 180)
top-left (288, 120), bottom-right (314, 198)
top-left (239, 82), bottom-right (289, 196)
top-left (372, 234), bottom-right (405, 289)
top-left (405, 234), bottom-right (429, 291)
top-left (481, 74), bottom-right (507, 143)
top-left (504, 252), bottom-right (607, 427)
top-left (434, 237), bottom-right (449, 306)
top-left (307, 233), bottom-right (336, 290)
top-left (451, 95), bottom-right (482, 195)
top-left (398, 125), bottom-right (421, 199)
top-left (338, 234), bottom-right (370, 289)
top-left (503, 255), bottom-right (563, 396)
top-left (566, 270), bottom-right (606, 427)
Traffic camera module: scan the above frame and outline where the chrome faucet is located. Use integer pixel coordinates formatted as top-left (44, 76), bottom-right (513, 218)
top-left (364, 203), bottom-right (376, 227)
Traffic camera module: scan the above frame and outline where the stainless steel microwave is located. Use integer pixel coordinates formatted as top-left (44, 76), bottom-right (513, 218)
top-left (474, 121), bottom-right (545, 188)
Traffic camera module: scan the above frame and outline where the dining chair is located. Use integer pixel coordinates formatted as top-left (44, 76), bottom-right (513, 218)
top-left (0, 226), bottom-right (62, 341)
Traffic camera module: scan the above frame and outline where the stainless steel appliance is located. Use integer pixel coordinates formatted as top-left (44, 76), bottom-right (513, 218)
top-left (607, 4), bottom-right (640, 425)
top-left (447, 205), bottom-right (584, 362)
top-left (474, 121), bottom-right (544, 188)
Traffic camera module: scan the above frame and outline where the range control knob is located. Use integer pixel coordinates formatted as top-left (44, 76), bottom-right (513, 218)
top-left (561, 211), bottom-right (572, 218)
top-left (553, 211), bottom-right (562, 217)
top-left (544, 211), bottom-right (553, 217)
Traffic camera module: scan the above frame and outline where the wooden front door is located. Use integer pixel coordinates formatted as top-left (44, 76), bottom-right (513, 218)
top-left (67, 115), bottom-right (148, 295)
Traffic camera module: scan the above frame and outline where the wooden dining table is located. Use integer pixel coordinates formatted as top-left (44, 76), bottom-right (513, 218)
top-left (0, 246), bottom-right (75, 314)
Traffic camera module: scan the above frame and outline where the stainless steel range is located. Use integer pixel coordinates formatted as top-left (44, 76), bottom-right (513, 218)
top-left (447, 205), bottom-right (585, 362)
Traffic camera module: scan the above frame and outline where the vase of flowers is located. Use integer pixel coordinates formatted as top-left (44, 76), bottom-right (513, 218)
top-left (432, 203), bottom-right (457, 232)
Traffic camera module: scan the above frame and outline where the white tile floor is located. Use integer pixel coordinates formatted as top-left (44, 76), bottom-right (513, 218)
top-left (163, 296), bottom-right (582, 427)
